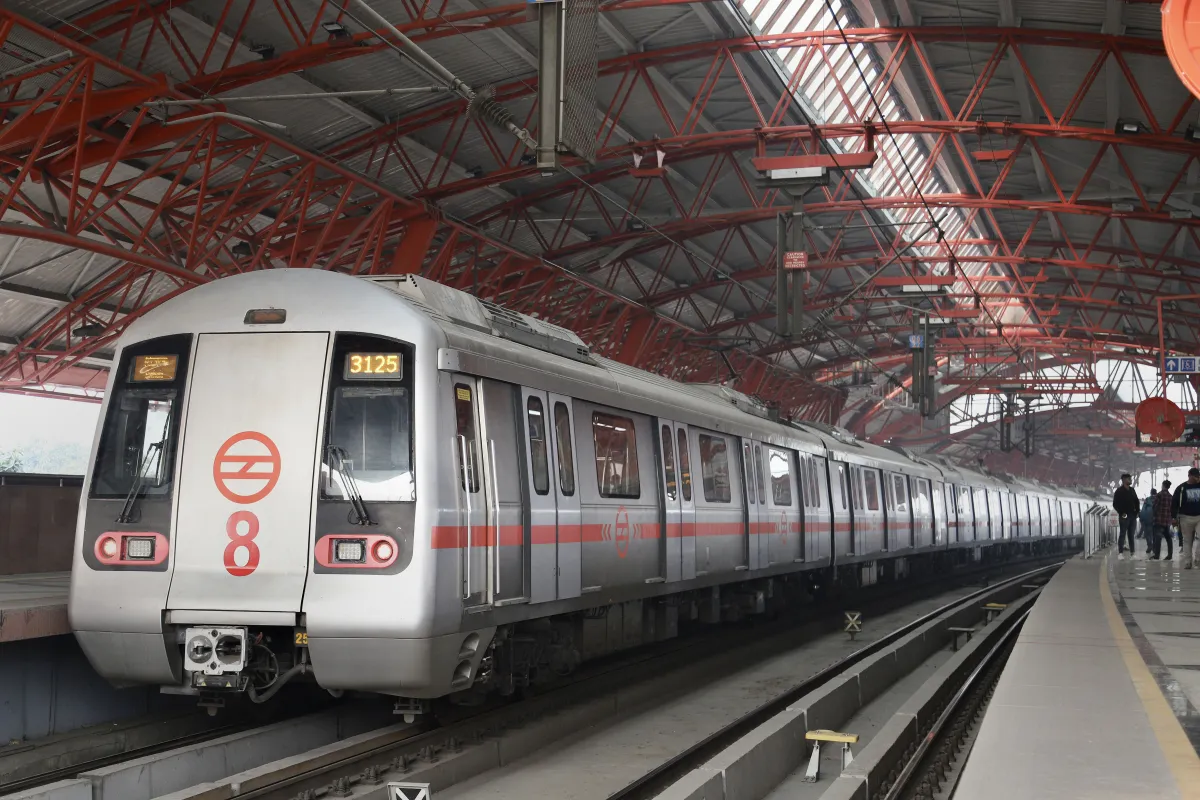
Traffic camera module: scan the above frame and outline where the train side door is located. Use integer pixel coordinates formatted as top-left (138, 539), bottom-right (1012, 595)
top-left (478, 379), bottom-right (526, 606)
top-left (452, 377), bottom-right (487, 609)
top-left (549, 396), bottom-right (581, 600)
top-left (521, 388), bottom-right (555, 604)
top-left (742, 440), bottom-right (764, 570)
top-left (765, 447), bottom-right (800, 565)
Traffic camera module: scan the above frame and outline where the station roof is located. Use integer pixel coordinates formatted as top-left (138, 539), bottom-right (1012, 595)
top-left (0, 0), bottom-right (1190, 485)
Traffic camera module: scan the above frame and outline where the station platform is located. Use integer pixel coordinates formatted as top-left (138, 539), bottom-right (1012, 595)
top-left (956, 552), bottom-right (1200, 799)
top-left (0, 572), bottom-right (70, 642)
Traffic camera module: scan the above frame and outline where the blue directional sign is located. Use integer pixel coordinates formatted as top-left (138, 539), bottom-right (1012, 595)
top-left (908, 334), bottom-right (925, 350)
top-left (1164, 356), bottom-right (1200, 373)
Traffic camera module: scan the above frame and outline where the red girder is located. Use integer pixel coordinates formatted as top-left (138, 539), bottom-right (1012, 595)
top-left (0, 10), bottom-right (844, 419)
top-left (6, 4), bottom-right (1192, 433)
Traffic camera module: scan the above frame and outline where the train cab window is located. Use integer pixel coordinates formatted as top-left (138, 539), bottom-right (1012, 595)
top-left (91, 335), bottom-right (190, 499)
top-left (527, 397), bottom-right (550, 496)
top-left (677, 428), bottom-right (693, 502)
top-left (850, 468), bottom-right (863, 510)
top-left (837, 463), bottom-right (848, 510)
top-left (769, 449), bottom-right (792, 506)
top-left (592, 412), bottom-right (640, 499)
top-left (554, 402), bottom-right (575, 497)
top-left (863, 469), bottom-right (881, 511)
top-left (699, 434), bottom-right (732, 503)
top-left (661, 425), bottom-right (677, 501)
top-left (454, 385), bottom-right (479, 493)
top-left (323, 335), bottom-right (415, 503)
top-left (326, 386), bottom-right (413, 502)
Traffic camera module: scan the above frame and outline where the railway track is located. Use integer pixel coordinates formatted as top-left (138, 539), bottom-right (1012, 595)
top-left (3, 555), bottom-right (1060, 800)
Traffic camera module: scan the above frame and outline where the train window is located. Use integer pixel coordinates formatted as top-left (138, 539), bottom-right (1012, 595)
top-left (837, 463), bottom-right (848, 510)
top-left (92, 389), bottom-right (177, 497)
top-left (326, 385), bottom-right (414, 502)
top-left (892, 474), bottom-right (908, 513)
top-left (592, 412), bottom-right (640, 499)
top-left (677, 428), bottom-right (693, 502)
top-left (754, 444), bottom-right (766, 505)
top-left (769, 449), bottom-right (792, 506)
top-left (801, 458), bottom-right (810, 507)
top-left (742, 443), bottom-right (755, 505)
top-left (554, 403), bottom-right (575, 496)
top-left (322, 334), bottom-right (416, 503)
top-left (91, 335), bottom-right (190, 499)
top-left (699, 434), bottom-right (732, 503)
top-left (661, 425), bottom-right (677, 501)
top-left (913, 479), bottom-right (930, 515)
top-left (454, 384), bottom-right (480, 494)
top-left (811, 460), bottom-right (822, 509)
top-left (527, 397), bottom-right (549, 496)
top-left (863, 469), bottom-right (881, 511)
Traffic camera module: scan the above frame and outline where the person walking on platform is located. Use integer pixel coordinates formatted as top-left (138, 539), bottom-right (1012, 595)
top-left (1114, 474), bottom-right (1140, 558)
top-left (1140, 489), bottom-right (1156, 545)
top-left (1154, 479), bottom-right (1174, 561)
top-left (1173, 468), bottom-right (1200, 569)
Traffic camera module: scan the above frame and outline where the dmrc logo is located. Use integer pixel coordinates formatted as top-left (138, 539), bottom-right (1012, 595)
top-left (213, 432), bottom-right (281, 577)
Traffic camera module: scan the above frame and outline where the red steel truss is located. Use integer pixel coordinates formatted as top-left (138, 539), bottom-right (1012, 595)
top-left (1, 2), bottom-right (1195, 467)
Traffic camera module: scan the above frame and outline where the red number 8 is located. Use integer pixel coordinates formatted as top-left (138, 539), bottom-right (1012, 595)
top-left (224, 510), bottom-right (261, 576)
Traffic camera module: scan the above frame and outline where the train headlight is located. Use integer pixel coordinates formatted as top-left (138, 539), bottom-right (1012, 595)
top-left (124, 536), bottom-right (155, 560)
top-left (333, 539), bottom-right (366, 563)
top-left (99, 537), bottom-right (118, 558)
top-left (372, 540), bottom-right (394, 562)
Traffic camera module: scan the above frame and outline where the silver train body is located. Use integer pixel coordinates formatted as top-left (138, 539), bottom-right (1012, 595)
top-left (69, 271), bottom-right (1098, 704)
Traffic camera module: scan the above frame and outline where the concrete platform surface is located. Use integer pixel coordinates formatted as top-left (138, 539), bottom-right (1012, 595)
top-left (0, 572), bottom-right (69, 641)
top-left (956, 553), bottom-right (1200, 800)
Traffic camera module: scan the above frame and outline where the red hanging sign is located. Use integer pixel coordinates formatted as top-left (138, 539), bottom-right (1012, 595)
top-left (783, 251), bottom-right (808, 270)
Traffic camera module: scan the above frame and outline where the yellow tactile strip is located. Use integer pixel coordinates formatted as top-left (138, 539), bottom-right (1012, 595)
top-left (1101, 554), bottom-right (1200, 798)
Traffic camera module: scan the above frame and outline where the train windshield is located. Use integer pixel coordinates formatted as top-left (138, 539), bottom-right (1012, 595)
top-left (90, 334), bottom-right (190, 499)
top-left (324, 389), bottom-right (414, 503)
top-left (92, 389), bottom-right (177, 497)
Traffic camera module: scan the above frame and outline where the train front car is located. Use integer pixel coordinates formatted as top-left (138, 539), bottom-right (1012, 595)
top-left (69, 270), bottom-right (483, 707)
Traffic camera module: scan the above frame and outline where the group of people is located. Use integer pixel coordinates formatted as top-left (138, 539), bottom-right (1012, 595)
top-left (1112, 467), bottom-right (1200, 565)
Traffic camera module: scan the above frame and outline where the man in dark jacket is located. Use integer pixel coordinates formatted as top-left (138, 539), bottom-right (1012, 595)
top-left (1113, 473), bottom-right (1139, 557)
top-left (1173, 468), bottom-right (1200, 569)
top-left (1154, 479), bottom-right (1174, 560)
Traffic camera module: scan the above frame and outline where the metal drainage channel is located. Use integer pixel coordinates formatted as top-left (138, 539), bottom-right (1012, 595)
top-left (603, 562), bottom-right (1059, 800)
top-left (883, 608), bottom-right (1028, 800)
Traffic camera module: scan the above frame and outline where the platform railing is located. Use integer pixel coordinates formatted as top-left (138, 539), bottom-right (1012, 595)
top-left (1083, 506), bottom-right (1117, 558)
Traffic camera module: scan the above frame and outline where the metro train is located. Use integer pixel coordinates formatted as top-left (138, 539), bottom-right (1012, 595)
top-left (69, 270), bottom-right (1098, 713)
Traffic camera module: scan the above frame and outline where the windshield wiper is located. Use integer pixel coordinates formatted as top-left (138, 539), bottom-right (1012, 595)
top-left (327, 445), bottom-right (374, 526)
top-left (116, 440), bottom-right (164, 524)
